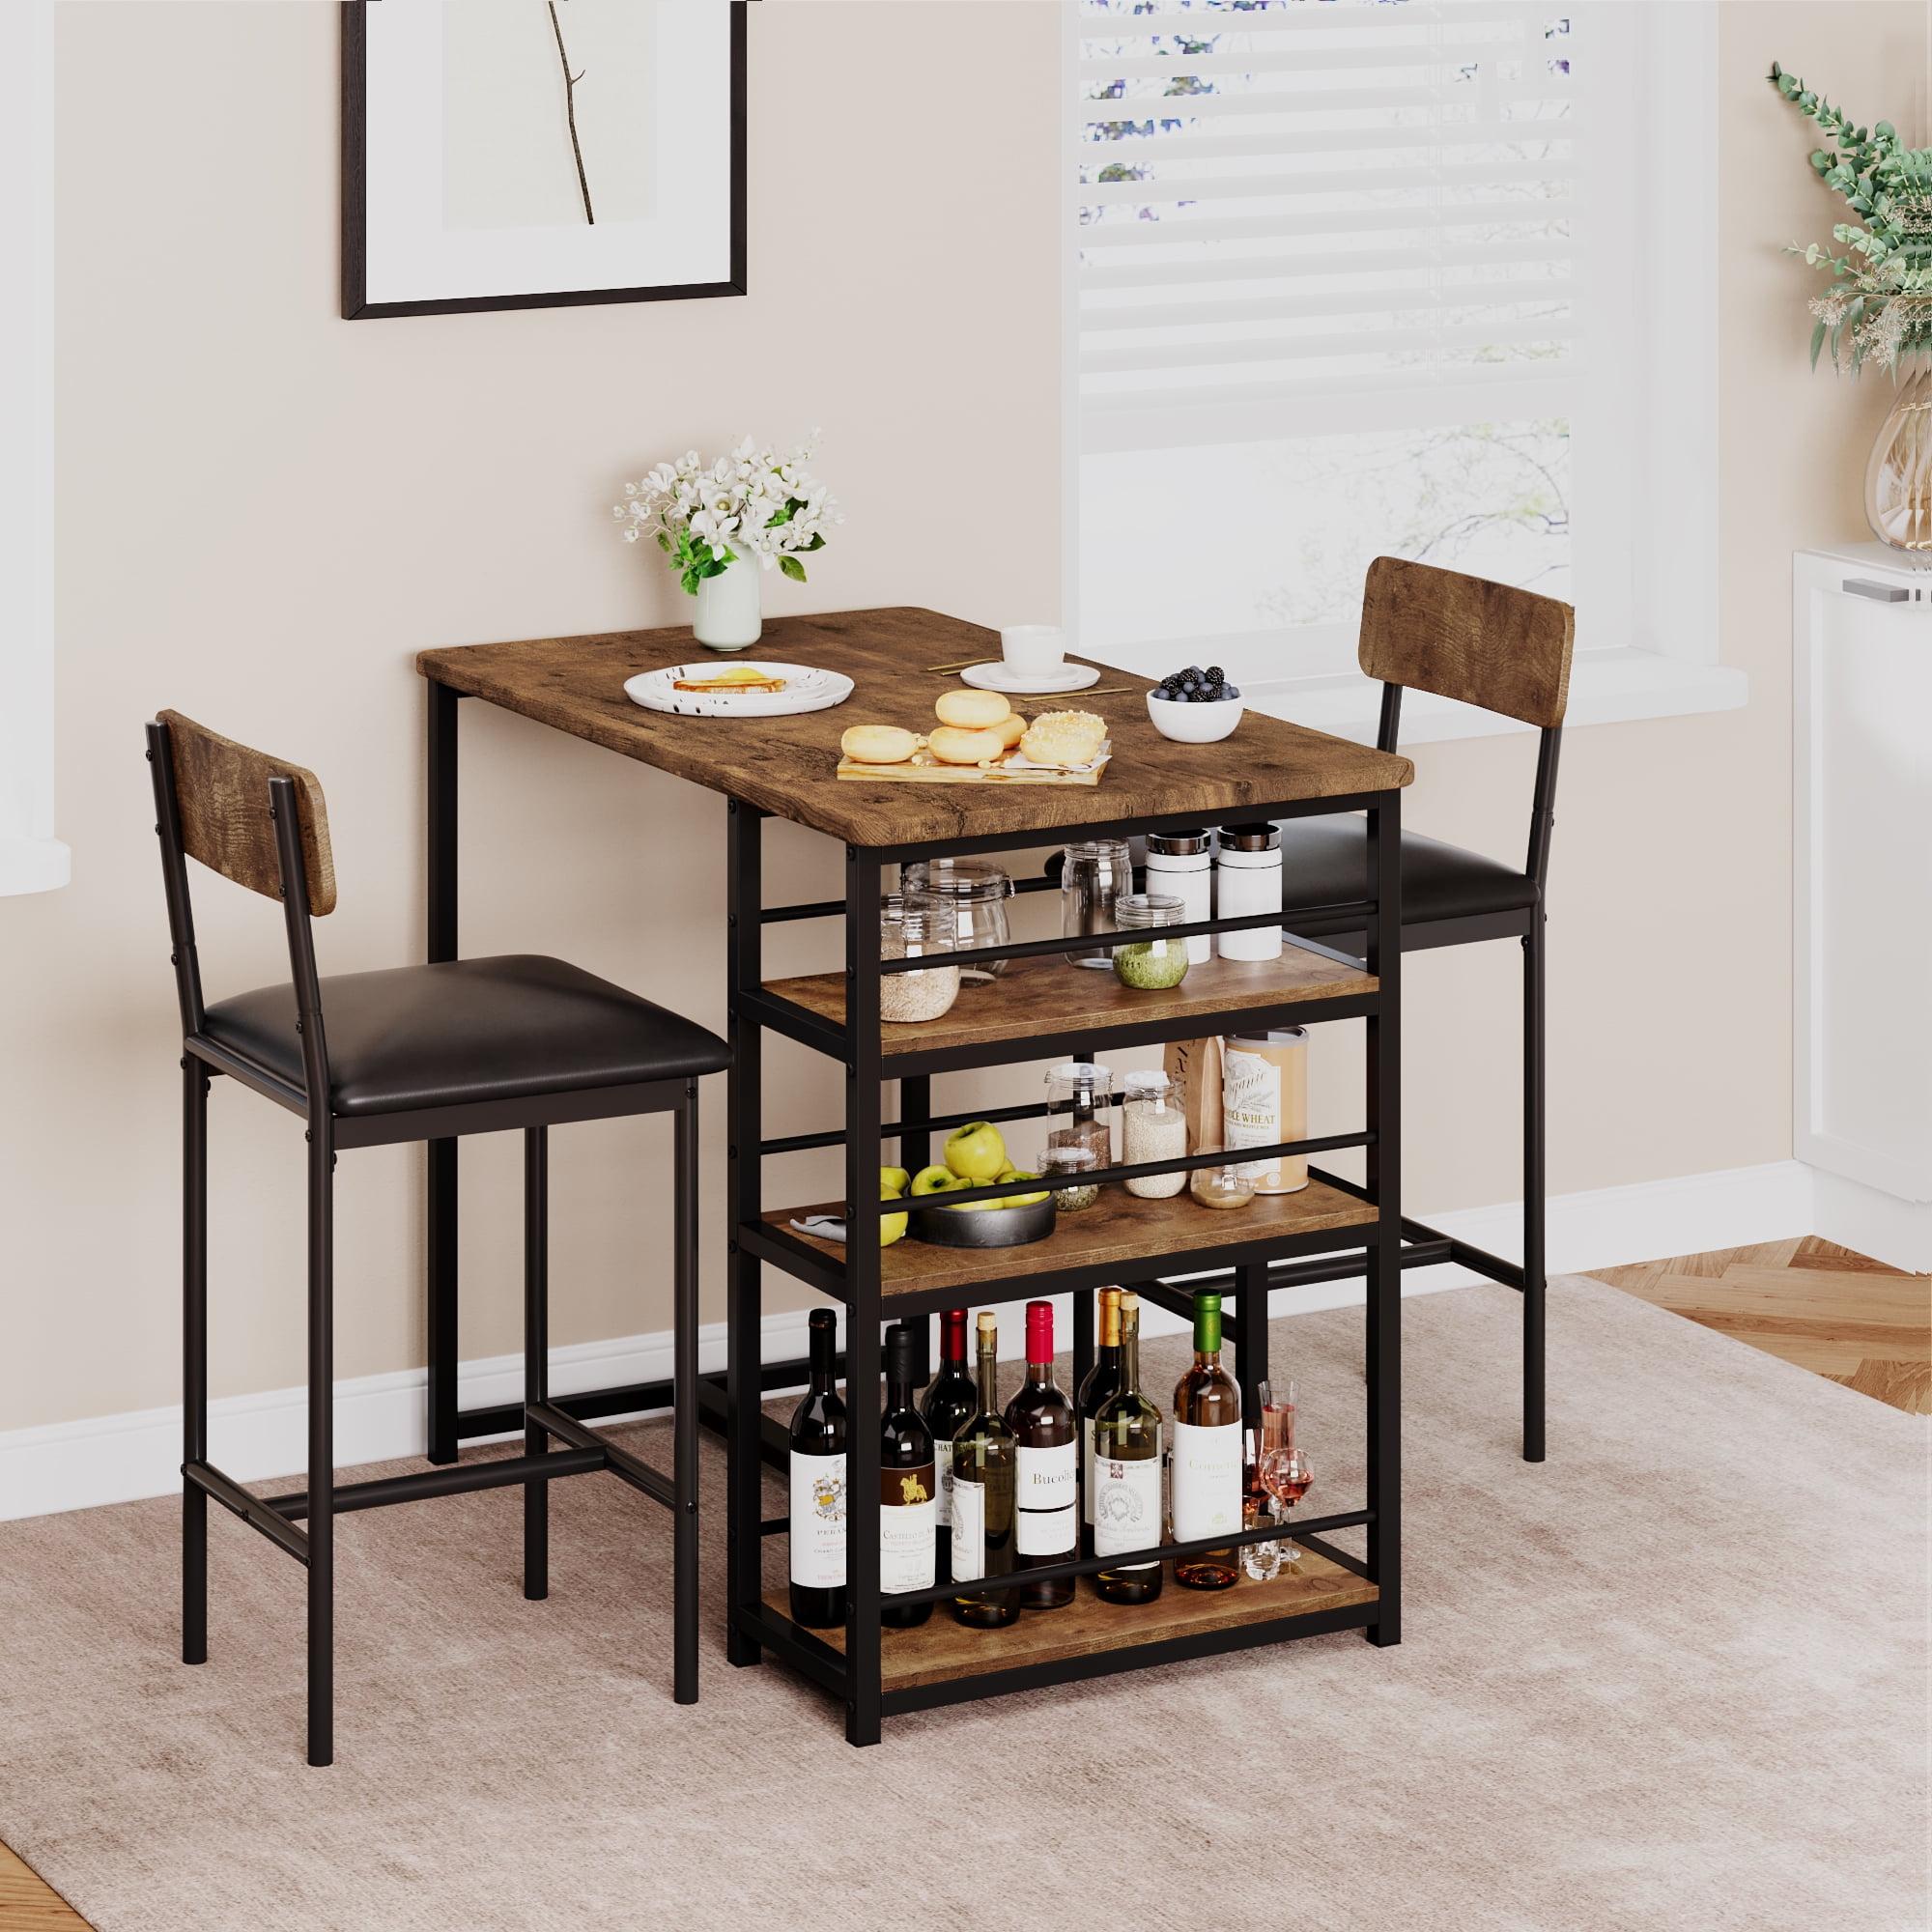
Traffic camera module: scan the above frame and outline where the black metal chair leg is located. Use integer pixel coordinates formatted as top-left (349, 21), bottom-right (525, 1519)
top-left (1522, 920), bottom-right (1548, 1463)
top-left (524, 1127), bottom-right (549, 1602)
top-left (183, 1059), bottom-right (209, 1667)
top-left (672, 1086), bottom-right (700, 1705)
top-left (307, 1127), bottom-right (335, 1768)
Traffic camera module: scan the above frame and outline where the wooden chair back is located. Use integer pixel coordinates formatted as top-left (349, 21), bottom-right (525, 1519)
top-left (1358, 556), bottom-right (1574, 730)
top-left (156, 710), bottom-right (337, 917)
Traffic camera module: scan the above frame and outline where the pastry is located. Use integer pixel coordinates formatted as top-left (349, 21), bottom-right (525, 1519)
top-left (673, 665), bottom-right (786, 693)
top-left (839, 724), bottom-right (921, 766)
top-left (993, 712), bottom-right (1028, 750)
top-left (927, 724), bottom-right (1008, 766)
top-left (1019, 709), bottom-right (1107, 768)
top-left (934, 688), bottom-right (1013, 729)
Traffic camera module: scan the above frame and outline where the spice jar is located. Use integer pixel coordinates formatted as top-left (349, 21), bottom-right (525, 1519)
top-left (1188, 1146), bottom-right (1256, 1212)
top-left (1145, 829), bottom-right (1212, 965)
top-left (880, 898), bottom-right (960, 1024)
top-left (1061, 838), bottom-right (1134, 969)
top-left (1121, 1069), bottom-right (1188, 1199)
top-left (1044, 1062), bottom-right (1115, 1170)
top-left (1038, 1143), bottom-right (1100, 1212)
top-left (1112, 893), bottom-right (1191, 991)
top-left (901, 859), bottom-right (1014, 982)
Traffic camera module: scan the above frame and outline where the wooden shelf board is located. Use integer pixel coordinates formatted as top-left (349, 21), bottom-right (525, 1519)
top-left (767, 946), bottom-right (1376, 1059)
top-left (764, 1549), bottom-right (1376, 1692)
top-left (764, 1179), bottom-right (1376, 1297)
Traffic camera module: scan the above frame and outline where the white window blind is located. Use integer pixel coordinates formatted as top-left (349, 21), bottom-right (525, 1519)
top-left (1072, 0), bottom-right (1636, 679)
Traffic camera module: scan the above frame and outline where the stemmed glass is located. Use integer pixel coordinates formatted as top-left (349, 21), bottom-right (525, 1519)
top-left (1255, 1380), bottom-right (1312, 1567)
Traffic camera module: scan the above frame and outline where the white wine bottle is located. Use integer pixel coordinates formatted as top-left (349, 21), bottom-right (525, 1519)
top-left (1093, 1292), bottom-right (1163, 1605)
top-left (950, 1311), bottom-right (1019, 1629)
top-left (1171, 1290), bottom-right (1241, 1589)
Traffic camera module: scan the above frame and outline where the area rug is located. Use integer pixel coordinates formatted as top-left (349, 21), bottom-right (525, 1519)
top-left (1, 1276), bottom-right (1924, 1932)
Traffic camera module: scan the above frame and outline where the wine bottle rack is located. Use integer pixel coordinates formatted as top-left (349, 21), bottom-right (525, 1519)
top-left (724, 786), bottom-right (1405, 1746)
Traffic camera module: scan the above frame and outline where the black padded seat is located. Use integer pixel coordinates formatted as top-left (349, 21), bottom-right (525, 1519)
top-left (203, 954), bottom-right (729, 1117)
top-left (1278, 817), bottom-right (1538, 927)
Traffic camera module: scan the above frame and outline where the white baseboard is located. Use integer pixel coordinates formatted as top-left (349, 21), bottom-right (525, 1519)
top-left (1811, 1168), bottom-right (1932, 1273)
top-left (0, 1158), bottom-right (1817, 1524)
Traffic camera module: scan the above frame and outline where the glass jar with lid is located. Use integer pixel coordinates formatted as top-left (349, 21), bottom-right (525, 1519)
top-left (1060, 838), bottom-right (1135, 969)
top-left (880, 897), bottom-right (960, 1025)
top-left (901, 859), bottom-right (1014, 982)
top-left (1044, 1062), bottom-right (1115, 1171)
top-left (1121, 1069), bottom-right (1188, 1199)
top-left (1111, 893), bottom-right (1191, 991)
top-left (1037, 1142), bottom-right (1101, 1212)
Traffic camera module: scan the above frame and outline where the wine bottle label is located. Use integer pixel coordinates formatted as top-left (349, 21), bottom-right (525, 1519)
top-left (933, 1441), bottom-right (952, 1529)
top-left (1015, 1440), bottom-right (1077, 1556)
top-left (951, 1475), bottom-right (985, 1581)
top-left (880, 1462), bottom-right (936, 1595)
top-left (1081, 1418), bottom-right (1094, 1525)
top-left (789, 1450), bottom-right (846, 1590)
top-left (1171, 1419), bottom-right (1242, 1540)
top-left (1094, 1454), bottom-right (1161, 1570)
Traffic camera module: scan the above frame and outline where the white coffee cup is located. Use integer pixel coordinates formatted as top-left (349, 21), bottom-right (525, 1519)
top-left (1000, 624), bottom-right (1066, 675)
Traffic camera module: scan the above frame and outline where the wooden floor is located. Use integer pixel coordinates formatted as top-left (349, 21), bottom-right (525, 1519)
top-left (4, 1236), bottom-right (1922, 1932)
top-left (1597, 1236), bottom-right (1932, 1414)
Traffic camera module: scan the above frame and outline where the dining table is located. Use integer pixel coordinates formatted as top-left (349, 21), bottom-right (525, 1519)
top-left (415, 604), bottom-right (1413, 1745)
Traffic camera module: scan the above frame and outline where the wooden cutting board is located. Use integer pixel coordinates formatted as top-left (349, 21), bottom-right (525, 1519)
top-left (835, 747), bottom-right (1112, 786)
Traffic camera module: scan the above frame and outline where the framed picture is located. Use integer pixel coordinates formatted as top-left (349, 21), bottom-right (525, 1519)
top-left (341, 0), bottom-right (746, 320)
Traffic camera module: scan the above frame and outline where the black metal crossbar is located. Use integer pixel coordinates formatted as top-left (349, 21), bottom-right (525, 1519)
top-left (265, 1444), bottom-right (607, 1520)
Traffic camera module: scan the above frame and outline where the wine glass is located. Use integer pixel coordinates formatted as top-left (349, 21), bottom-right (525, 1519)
top-left (1242, 1378), bottom-right (1294, 1579)
top-left (1257, 1387), bottom-right (1311, 1564)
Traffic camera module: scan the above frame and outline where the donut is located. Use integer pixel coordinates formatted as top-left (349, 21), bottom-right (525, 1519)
top-left (927, 724), bottom-right (1008, 766)
top-left (839, 724), bottom-right (920, 766)
top-left (934, 688), bottom-right (1014, 729)
top-left (993, 712), bottom-right (1028, 750)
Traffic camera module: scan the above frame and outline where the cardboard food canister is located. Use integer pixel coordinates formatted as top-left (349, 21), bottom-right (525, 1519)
top-left (1220, 1030), bottom-right (1309, 1193)
top-left (1162, 1036), bottom-right (1224, 1150)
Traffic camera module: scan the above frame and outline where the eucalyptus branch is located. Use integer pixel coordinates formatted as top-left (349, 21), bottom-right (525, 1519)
top-left (547, 0), bottom-right (594, 226)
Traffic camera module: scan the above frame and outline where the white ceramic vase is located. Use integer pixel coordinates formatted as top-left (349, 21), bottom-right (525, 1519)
top-left (693, 551), bottom-right (763, 651)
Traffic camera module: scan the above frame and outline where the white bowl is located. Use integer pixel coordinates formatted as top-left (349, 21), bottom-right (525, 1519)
top-left (1147, 690), bottom-right (1244, 743)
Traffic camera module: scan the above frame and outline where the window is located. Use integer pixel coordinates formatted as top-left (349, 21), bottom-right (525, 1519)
top-left (1069, 0), bottom-right (1731, 730)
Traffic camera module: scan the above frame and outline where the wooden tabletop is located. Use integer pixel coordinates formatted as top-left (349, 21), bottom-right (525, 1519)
top-left (417, 608), bottom-right (1412, 848)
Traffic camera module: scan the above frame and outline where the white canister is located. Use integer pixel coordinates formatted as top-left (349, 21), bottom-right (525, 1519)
top-left (1145, 829), bottom-right (1212, 965)
top-left (1214, 823), bottom-right (1283, 961)
top-left (1221, 1029), bottom-right (1309, 1192)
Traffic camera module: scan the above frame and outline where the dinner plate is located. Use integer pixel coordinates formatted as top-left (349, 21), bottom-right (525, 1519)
top-left (623, 662), bottom-right (855, 718)
top-left (958, 661), bottom-right (1103, 696)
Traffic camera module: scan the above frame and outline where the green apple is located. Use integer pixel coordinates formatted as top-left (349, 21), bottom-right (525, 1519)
top-left (910, 1165), bottom-right (958, 1197)
top-left (881, 1205), bottom-right (909, 1246)
top-left (1000, 1168), bottom-right (1050, 1208)
top-left (880, 1166), bottom-right (910, 1198)
top-left (944, 1121), bottom-right (1009, 1181)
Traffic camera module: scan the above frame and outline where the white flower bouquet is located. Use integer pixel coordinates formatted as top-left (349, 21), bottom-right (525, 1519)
top-left (613, 436), bottom-right (838, 595)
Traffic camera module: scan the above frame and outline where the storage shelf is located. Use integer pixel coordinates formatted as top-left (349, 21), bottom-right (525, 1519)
top-left (761, 1549), bottom-right (1376, 1695)
top-left (758, 1178), bottom-right (1377, 1304)
top-left (762, 946), bottom-right (1377, 1071)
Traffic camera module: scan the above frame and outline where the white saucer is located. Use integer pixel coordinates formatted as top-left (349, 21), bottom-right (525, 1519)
top-left (624, 662), bottom-right (854, 718)
top-left (958, 661), bottom-right (1102, 696)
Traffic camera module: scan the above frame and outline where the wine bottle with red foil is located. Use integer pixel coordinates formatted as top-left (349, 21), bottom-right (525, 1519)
top-left (1005, 1299), bottom-right (1078, 1609)
top-left (1171, 1291), bottom-right (1242, 1588)
top-left (879, 1321), bottom-right (935, 1628)
top-left (1075, 1289), bottom-right (1123, 1557)
top-left (787, 1307), bottom-right (846, 1629)
top-left (950, 1311), bottom-right (1019, 1629)
top-left (1093, 1292), bottom-right (1163, 1605)
top-left (921, 1308), bottom-right (977, 1579)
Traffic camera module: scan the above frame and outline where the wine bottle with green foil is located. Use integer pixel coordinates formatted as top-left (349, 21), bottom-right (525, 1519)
top-left (1170, 1290), bottom-right (1242, 1589)
top-left (879, 1322), bottom-right (935, 1628)
top-left (1092, 1292), bottom-right (1164, 1605)
top-left (921, 1307), bottom-right (977, 1580)
top-left (949, 1311), bottom-right (1019, 1629)
top-left (1075, 1288), bottom-right (1122, 1559)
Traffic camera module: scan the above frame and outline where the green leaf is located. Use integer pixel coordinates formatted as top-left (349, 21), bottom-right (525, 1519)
top-left (779, 554), bottom-right (807, 582)
top-left (803, 532), bottom-right (826, 552)
top-left (656, 530), bottom-right (672, 554)
top-left (1811, 317), bottom-right (1828, 369)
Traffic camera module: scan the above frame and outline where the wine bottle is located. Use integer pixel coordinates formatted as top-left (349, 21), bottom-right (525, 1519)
top-left (1171, 1290), bottom-right (1242, 1589)
top-left (949, 1310), bottom-right (1019, 1629)
top-left (1075, 1288), bottom-right (1123, 1557)
top-left (1005, 1299), bottom-right (1077, 1609)
top-left (921, 1307), bottom-right (977, 1578)
top-left (1092, 1292), bottom-right (1163, 1605)
top-left (879, 1321), bottom-right (935, 1628)
top-left (787, 1307), bottom-right (846, 1628)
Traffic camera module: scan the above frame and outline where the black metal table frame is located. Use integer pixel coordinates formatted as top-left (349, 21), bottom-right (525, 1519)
top-left (422, 676), bottom-right (1412, 1744)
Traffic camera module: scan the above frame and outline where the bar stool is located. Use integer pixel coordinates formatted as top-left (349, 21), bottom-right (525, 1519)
top-left (146, 711), bottom-right (728, 1765)
top-left (1274, 557), bottom-right (1574, 1463)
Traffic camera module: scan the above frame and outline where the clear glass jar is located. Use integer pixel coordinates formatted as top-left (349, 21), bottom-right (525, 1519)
top-left (1061, 838), bottom-right (1134, 969)
top-left (880, 898), bottom-right (960, 1024)
top-left (1188, 1145), bottom-right (1256, 1211)
top-left (1112, 893), bottom-right (1190, 991)
top-left (901, 859), bottom-right (1013, 982)
top-left (1121, 1069), bottom-right (1188, 1199)
top-left (1038, 1142), bottom-right (1100, 1211)
top-left (1043, 1062), bottom-right (1114, 1172)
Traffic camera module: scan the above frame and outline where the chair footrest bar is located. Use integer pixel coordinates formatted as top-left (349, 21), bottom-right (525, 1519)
top-left (267, 1444), bottom-right (607, 1520)
top-left (760, 1515), bottom-right (788, 1536)
top-left (186, 1461), bottom-right (310, 1565)
top-left (528, 1400), bottom-right (675, 1509)
top-left (1401, 1216), bottom-right (1525, 1291)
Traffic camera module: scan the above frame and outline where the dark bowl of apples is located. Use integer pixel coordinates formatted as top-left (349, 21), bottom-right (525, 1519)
top-left (1146, 665), bottom-right (1243, 744)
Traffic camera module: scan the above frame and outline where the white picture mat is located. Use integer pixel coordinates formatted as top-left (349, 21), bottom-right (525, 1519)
top-left (363, 0), bottom-right (733, 303)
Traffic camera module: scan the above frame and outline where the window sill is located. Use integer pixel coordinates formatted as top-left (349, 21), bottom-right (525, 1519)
top-left (0, 835), bottom-right (71, 897)
top-left (1238, 649), bottom-right (1749, 747)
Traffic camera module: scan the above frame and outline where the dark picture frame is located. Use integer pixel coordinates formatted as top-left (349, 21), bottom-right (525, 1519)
top-left (341, 0), bottom-right (747, 321)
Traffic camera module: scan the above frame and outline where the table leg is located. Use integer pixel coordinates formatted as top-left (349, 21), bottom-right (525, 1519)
top-left (725, 801), bottom-right (764, 1667)
top-left (1365, 788), bottom-right (1402, 1646)
top-left (426, 678), bottom-right (459, 1465)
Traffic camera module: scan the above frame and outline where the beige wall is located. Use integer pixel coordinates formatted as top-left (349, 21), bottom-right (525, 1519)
top-left (4, 1), bottom-right (1923, 1437)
